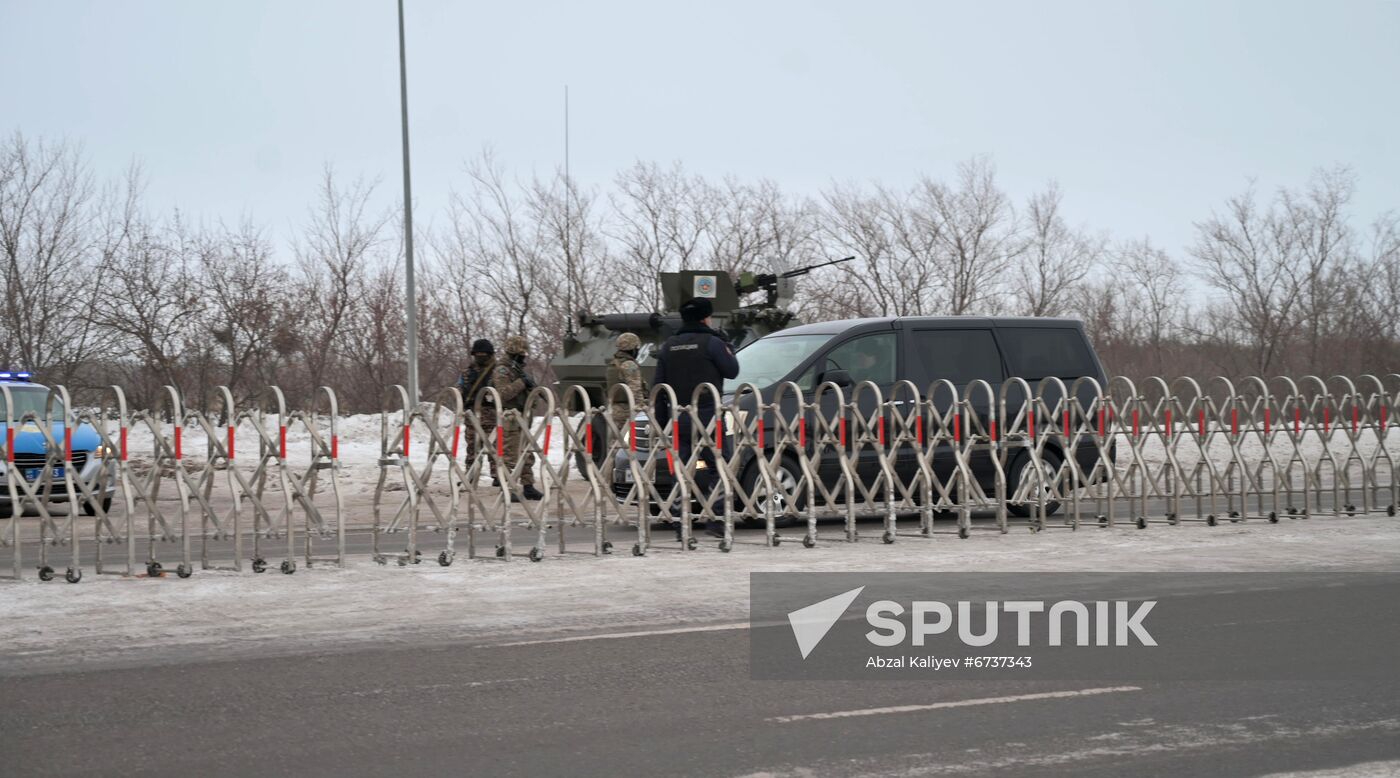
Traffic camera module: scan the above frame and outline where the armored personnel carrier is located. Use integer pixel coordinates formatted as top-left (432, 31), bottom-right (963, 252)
top-left (549, 258), bottom-right (852, 465)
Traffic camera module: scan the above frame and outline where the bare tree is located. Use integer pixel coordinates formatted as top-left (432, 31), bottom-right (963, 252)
top-left (1015, 183), bottom-right (1103, 317)
top-left (293, 167), bottom-right (389, 396)
top-left (918, 157), bottom-right (1020, 315)
top-left (0, 133), bottom-right (107, 385)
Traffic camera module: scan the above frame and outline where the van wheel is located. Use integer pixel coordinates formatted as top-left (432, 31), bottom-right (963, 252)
top-left (1007, 450), bottom-right (1063, 518)
top-left (741, 457), bottom-right (805, 528)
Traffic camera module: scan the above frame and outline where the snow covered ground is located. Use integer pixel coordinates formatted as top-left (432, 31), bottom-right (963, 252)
top-left (2, 511), bottom-right (1396, 677)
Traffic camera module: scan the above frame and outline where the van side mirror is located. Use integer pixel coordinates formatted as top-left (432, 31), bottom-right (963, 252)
top-left (822, 369), bottom-right (853, 387)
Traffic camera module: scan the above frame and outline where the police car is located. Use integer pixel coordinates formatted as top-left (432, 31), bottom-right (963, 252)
top-left (0, 372), bottom-right (116, 517)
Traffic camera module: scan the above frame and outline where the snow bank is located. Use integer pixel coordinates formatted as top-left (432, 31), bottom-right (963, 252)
top-left (2, 513), bottom-right (1396, 676)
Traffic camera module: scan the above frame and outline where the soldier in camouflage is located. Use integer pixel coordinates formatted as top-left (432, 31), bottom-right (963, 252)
top-left (457, 338), bottom-right (499, 485)
top-left (494, 335), bottom-right (542, 500)
top-left (606, 332), bottom-right (647, 432)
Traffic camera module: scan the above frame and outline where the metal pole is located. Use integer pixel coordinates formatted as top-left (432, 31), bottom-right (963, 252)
top-left (397, 0), bottom-right (420, 403)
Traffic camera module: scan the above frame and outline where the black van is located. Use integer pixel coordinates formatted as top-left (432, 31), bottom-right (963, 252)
top-left (613, 316), bottom-right (1110, 518)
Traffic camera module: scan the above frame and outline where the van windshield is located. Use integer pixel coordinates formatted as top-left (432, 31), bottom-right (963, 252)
top-left (731, 334), bottom-right (832, 390)
top-left (0, 387), bottom-right (64, 422)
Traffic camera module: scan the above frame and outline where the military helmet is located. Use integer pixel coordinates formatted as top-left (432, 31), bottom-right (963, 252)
top-left (616, 332), bottom-right (641, 351)
top-left (504, 335), bottom-right (529, 355)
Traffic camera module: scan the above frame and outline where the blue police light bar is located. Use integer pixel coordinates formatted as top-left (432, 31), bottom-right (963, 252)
top-left (0, 371), bottom-right (32, 381)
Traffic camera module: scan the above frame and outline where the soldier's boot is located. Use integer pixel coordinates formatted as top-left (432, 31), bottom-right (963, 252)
top-left (520, 485), bottom-right (543, 501)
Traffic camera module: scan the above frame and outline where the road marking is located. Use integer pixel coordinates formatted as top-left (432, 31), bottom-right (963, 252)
top-left (767, 686), bottom-right (1144, 723)
top-left (486, 622), bottom-right (751, 647)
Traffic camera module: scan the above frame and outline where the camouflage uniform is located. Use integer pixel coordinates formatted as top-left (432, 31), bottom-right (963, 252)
top-left (606, 332), bottom-right (648, 433)
top-left (457, 354), bottom-right (498, 481)
top-left (493, 335), bottom-right (536, 489)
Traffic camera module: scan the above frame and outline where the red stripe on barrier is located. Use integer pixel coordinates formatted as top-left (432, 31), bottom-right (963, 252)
top-left (666, 450), bottom-right (675, 475)
top-left (64, 427), bottom-right (72, 462)
top-left (119, 428), bottom-right (127, 461)
top-left (840, 418), bottom-right (847, 447)
top-left (1383, 406), bottom-right (1389, 430)
top-left (1231, 408), bottom-right (1238, 437)
top-left (405, 426), bottom-right (413, 458)
top-left (543, 425), bottom-right (552, 456)
top-left (331, 434), bottom-right (339, 460)
top-left (629, 422), bottom-right (636, 453)
top-left (758, 420), bottom-right (766, 449)
top-left (5, 427), bottom-right (12, 462)
top-left (1131, 409), bottom-right (1139, 438)
top-left (1028, 412), bottom-right (1035, 440)
top-left (1063, 410), bottom-right (1070, 436)
top-left (1324, 407), bottom-right (1331, 434)
top-left (1295, 407), bottom-right (1302, 436)
top-left (279, 425), bottom-right (287, 460)
top-left (585, 424), bottom-right (594, 455)
top-left (1198, 410), bottom-right (1206, 437)
top-left (990, 419), bottom-right (998, 443)
top-left (954, 414), bottom-right (961, 443)
top-left (715, 418), bottom-right (723, 443)
top-left (451, 425), bottom-right (460, 458)
top-left (227, 426), bottom-right (235, 459)
top-left (916, 416), bottom-right (923, 445)
top-left (496, 428), bottom-right (504, 457)
top-left (879, 416), bottom-right (886, 446)
top-left (1264, 409), bottom-right (1271, 435)
top-left (1165, 409), bottom-right (1173, 437)
top-left (1097, 409), bottom-right (1105, 437)
top-left (174, 427), bottom-right (182, 460)
top-left (800, 418), bottom-right (808, 447)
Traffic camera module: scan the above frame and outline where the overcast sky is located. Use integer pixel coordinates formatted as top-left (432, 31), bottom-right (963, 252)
top-left (4, 0), bottom-right (1398, 263)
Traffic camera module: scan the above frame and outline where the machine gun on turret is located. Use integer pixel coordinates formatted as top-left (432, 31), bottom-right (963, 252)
top-left (735, 255), bottom-right (855, 307)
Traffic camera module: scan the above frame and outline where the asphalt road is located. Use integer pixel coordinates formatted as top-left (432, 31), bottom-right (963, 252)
top-left (3, 577), bottom-right (1398, 777)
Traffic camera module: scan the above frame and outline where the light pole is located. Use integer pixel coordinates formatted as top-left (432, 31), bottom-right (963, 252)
top-left (397, 0), bottom-right (419, 403)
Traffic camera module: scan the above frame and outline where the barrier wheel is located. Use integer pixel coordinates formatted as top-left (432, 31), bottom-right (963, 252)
top-left (280, 560), bottom-right (295, 575)
top-left (65, 568), bottom-right (81, 584)
top-left (1167, 513), bottom-right (1179, 526)
top-left (1097, 515), bottom-right (1108, 527)
top-left (177, 563), bottom-right (193, 579)
top-left (1135, 517), bottom-right (1147, 530)
top-left (772, 536), bottom-right (782, 547)
top-left (685, 538), bottom-right (698, 551)
top-left (38, 565), bottom-right (54, 582)
top-left (1345, 504), bottom-right (1356, 516)
top-left (719, 539), bottom-right (731, 553)
top-left (1288, 506), bottom-right (1300, 516)
top-left (495, 546), bottom-right (506, 558)
top-left (958, 527), bottom-right (969, 540)
top-left (528, 547), bottom-right (543, 563)
top-left (1268, 511), bottom-right (1279, 523)
top-left (803, 535), bottom-right (817, 549)
top-left (631, 543), bottom-right (644, 557)
top-left (601, 541), bottom-right (614, 555)
top-left (1206, 515), bottom-right (1217, 527)
top-left (438, 550), bottom-right (454, 567)
top-left (251, 558), bottom-right (267, 574)
top-left (147, 561), bottom-right (164, 577)
top-left (1229, 511), bottom-right (1241, 523)
top-left (1388, 504), bottom-right (1396, 517)
top-left (882, 531), bottom-right (895, 544)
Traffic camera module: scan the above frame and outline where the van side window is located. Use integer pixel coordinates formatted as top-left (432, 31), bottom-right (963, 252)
top-left (909, 329), bottom-right (1003, 388)
top-left (818, 332), bottom-right (897, 387)
top-left (998, 328), bottom-right (1097, 380)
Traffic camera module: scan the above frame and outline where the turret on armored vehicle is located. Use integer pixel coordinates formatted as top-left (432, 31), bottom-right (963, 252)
top-left (550, 257), bottom-right (852, 413)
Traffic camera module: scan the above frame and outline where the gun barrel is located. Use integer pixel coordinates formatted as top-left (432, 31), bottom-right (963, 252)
top-left (596, 312), bottom-right (663, 332)
top-left (778, 255), bottom-right (856, 279)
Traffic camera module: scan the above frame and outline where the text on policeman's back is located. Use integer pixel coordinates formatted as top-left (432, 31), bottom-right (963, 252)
top-left (864, 600), bottom-right (1157, 647)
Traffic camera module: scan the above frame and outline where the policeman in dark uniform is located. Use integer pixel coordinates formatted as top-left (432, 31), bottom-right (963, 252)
top-left (654, 297), bottom-right (740, 538)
